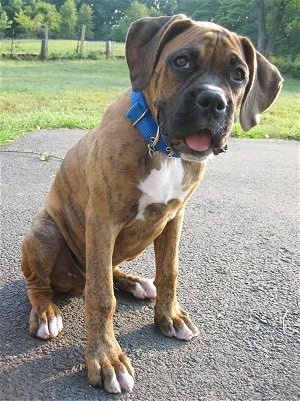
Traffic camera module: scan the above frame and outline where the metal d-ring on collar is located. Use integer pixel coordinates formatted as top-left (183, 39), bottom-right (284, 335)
top-left (148, 125), bottom-right (160, 158)
top-left (126, 90), bottom-right (180, 159)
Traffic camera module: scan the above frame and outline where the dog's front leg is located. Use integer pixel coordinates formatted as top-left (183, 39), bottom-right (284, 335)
top-left (154, 208), bottom-right (199, 341)
top-left (85, 210), bottom-right (134, 393)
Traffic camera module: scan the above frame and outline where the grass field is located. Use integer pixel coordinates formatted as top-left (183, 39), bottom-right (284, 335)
top-left (0, 59), bottom-right (130, 144)
top-left (0, 56), bottom-right (299, 145)
top-left (0, 39), bottom-right (125, 58)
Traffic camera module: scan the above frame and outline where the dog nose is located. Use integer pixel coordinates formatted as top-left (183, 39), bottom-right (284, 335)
top-left (197, 89), bottom-right (227, 115)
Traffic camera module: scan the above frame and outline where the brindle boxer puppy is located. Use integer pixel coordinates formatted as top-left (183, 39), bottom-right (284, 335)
top-left (21, 15), bottom-right (282, 393)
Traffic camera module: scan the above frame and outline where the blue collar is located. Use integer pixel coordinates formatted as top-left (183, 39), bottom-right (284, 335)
top-left (126, 90), bottom-right (180, 158)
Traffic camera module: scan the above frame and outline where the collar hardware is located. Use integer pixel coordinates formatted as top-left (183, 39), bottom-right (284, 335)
top-left (126, 90), bottom-right (180, 158)
top-left (132, 108), bottom-right (149, 127)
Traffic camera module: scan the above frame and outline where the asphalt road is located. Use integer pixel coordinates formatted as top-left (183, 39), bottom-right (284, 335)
top-left (0, 129), bottom-right (299, 401)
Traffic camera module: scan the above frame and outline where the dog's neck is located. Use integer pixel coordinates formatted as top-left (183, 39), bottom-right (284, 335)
top-left (126, 90), bottom-right (180, 159)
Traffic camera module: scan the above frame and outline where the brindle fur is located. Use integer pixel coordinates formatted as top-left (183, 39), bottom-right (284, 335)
top-left (21, 15), bottom-right (282, 393)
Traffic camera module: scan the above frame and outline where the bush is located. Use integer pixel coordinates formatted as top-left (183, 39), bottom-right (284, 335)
top-left (86, 51), bottom-right (102, 60)
top-left (270, 56), bottom-right (300, 79)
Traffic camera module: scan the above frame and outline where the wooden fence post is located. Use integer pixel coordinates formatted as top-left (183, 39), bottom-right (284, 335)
top-left (41, 24), bottom-right (48, 61)
top-left (106, 40), bottom-right (112, 59)
top-left (80, 24), bottom-right (86, 58)
top-left (10, 28), bottom-right (15, 56)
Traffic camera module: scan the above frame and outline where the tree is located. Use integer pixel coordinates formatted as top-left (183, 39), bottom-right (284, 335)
top-left (143, 0), bottom-right (179, 14)
top-left (59, 0), bottom-right (77, 39)
top-left (0, 5), bottom-right (12, 33)
top-left (265, 0), bottom-right (295, 56)
top-left (35, 1), bottom-right (61, 32)
top-left (283, 1), bottom-right (300, 59)
top-left (14, 0), bottom-right (60, 37)
top-left (256, 0), bottom-right (266, 52)
top-left (177, 0), bottom-right (221, 21)
top-left (87, 0), bottom-right (131, 39)
top-left (177, 0), bottom-right (297, 57)
top-left (1, 0), bottom-right (23, 24)
top-left (0, 0), bottom-right (299, 59)
top-left (217, 0), bottom-right (253, 32)
top-left (14, 10), bottom-right (43, 37)
top-left (255, 0), bottom-right (297, 55)
top-left (2, 0), bottom-right (26, 36)
top-left (77, 3), bottom-right (94, 40)
top-left (111, 1), bottom-right (160, 42)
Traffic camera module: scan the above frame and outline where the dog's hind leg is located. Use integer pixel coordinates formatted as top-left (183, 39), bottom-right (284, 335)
top-left (21, 209), bottom-right (65, 340)
top-left (113, 268), bottom-right (156, 299)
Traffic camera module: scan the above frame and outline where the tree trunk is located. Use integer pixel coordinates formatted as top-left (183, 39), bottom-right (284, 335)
top-left (265, 0), bottom-right (287, 57)
top-left (256, 0), bottom-right (266, 54)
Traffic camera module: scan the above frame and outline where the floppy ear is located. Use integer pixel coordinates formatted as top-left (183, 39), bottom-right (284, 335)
top-left (239, 37), bottom-right (283, 131)
top-left (126, 14), bottom-right (193, 91)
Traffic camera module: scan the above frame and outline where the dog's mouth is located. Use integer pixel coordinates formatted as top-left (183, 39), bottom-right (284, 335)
top-left (185, 130), bottom-right (212, 152)
top-left (166, 129), bottom-right (212, 151)
top-left (165, 129), bottom-right (227, 159)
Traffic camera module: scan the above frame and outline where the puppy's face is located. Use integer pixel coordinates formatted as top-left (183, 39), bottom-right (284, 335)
top-left (146, 23), bottom-right (250, 162)
top-left (127, 16), bottom-right (282, 162)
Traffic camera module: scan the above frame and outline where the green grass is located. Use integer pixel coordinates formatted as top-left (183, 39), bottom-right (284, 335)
top-left (0, 59), bottom-right (130, 144)
top-left (0, 56), bottom-right (299, 145)
top-left (232, 79), bottom-right (300, 140)
top-left (0, 39), bottom-right (125, 58)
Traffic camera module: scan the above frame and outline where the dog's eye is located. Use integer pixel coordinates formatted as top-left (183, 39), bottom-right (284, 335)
top-left (174, 56), bottom-right (189, 68)
top-left (231, 68), bottom-right (245, 82)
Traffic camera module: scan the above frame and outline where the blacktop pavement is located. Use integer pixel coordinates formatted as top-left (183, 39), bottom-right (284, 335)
top-left (0, 129), bottom-right (299, 401)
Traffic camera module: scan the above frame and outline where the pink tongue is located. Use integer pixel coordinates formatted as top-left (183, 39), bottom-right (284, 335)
top-left (186, 131), bottom-right (212, 152)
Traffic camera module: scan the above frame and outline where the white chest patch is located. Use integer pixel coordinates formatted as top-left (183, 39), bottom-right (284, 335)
top-left (136, 155), bottom-right (187, 220)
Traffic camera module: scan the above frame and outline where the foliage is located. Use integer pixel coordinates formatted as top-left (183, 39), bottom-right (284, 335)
top-left (271, 56), bottom-right (300, 78)
top-left (0, 4), bottom-right (12, 32)
top-left (77, 3), bottom-right (94, 40)
top-left (59, 0), bottom-right (77, 39)
top-left (86, 0), bottom-right (131, 39)
top-left (177, 0), bottom-right (299, 57)
top-left (12, 1), bottom-right (61, 37)
top-left (14, 10), bottom-right (43, 36)
top-left (1, 0), bottom-right (23, 34)
top-left (35, 1), bottom-right (61, 32)
top-left (111, 1), bottom-right (160, 42)
top-left (0, 0), bottom-right (299, 59)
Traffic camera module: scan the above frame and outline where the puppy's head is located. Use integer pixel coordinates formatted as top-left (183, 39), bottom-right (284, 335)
top-left (126, 15), bottom-right (283, 162)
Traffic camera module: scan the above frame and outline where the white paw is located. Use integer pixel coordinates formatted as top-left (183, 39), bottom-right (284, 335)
top-left (36, 315), bottom-right (63, 339)
top-left (105, 373), bottom-right (121, 394)
top-left (105, 371), bottom-right (134, 393)
top-left (132, 279), bottom-right (156, 299)
top-left (132, 283), bottom-right (147, 299)
top-left (175, 323), bottom-right (199, 341)
top-left (140, 278), bottom-right (156, 298)
top-left (116, 371), bottom-right (134, 392)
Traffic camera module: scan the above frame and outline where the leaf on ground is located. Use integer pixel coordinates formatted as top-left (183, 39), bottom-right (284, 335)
top-left (40, 152), bottom-right (51, 161)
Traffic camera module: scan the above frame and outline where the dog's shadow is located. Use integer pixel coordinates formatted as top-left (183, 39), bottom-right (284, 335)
top-left (2, 278), bottom-right (186, 400)
top-left (2, 276), bottom-right (184, 353)
top-left (114, 290), bottom-right (188, 351)
top-left (56, 288), bottom-right (186, 351)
